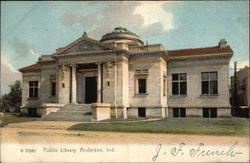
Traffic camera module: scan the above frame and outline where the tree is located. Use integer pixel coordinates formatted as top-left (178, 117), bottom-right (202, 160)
top-left (0, 80), bottom-right (22, 112)
top-left (9, 80), bottom-right (22, 112)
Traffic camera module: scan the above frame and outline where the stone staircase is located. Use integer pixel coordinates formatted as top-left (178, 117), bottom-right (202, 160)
top-left (40, 103), bottom-right (92, 121)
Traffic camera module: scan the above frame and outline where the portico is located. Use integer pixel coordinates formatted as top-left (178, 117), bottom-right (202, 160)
top-left (58, 59), bottom-right (120, 104)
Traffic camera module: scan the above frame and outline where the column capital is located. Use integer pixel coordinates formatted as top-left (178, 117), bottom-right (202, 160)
top-left (70, 64), bottom-right (77, 67)
top-left (58, 64), bottom-right (70, 69)
top-left (95, 62), bottom-right (102, 65)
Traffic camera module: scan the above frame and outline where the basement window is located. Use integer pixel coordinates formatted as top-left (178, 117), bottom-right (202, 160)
top-left (173, 108), bottom-right (186, 117)
top-left (203, 108), bottom-right (217, 118)
top-left (138, 107), bottom-right (146, 117)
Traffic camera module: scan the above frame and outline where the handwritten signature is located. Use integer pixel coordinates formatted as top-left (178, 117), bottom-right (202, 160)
top-left (152, 141), bottom-right (242, 161)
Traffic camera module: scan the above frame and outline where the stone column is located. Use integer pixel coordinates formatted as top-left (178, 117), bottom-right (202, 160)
top-left (58, 65), bottom-right (70, 104)
top-left (97, 63), bottom-right (102, 103)
top-left (71, 64), bottom-right (77, 103)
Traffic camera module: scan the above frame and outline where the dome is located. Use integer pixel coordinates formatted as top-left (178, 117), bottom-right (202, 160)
top-left (100, 27), bottom-right (144, 45)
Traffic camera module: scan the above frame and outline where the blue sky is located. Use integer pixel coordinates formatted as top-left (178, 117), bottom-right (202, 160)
top-left (1, 1), bottom-right (249, 94)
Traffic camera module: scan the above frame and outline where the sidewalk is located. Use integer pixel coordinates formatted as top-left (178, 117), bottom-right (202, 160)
top-left (5, 121), bottom-right (81, 130)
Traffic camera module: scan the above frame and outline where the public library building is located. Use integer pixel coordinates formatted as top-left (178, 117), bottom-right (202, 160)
top-left (19, 27), bottom-right (233, 121)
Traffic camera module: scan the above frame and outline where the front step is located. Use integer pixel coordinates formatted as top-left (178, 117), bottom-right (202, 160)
top-left (40, 104), bottom-right (92, 122)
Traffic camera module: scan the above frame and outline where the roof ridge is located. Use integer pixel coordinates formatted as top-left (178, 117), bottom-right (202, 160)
top-left (18, 63), bottom-right (41, 72)
top-left (167, 45), bottom-right (233, 58)
top-left (167, 45), bottom-right (224, 52)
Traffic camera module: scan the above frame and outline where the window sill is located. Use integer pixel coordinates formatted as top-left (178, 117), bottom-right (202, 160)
top-left (135, 93), bottom-right (148, 96)
top-left (200, 94), bottom-right (218, 97)
top-left (169, 95), bottom-right (187, 98)
top-left (27, 98), bottom-right (39, 101)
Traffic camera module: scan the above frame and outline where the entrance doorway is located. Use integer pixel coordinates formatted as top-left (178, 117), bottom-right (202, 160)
top-left (85, 77), bottom-right (97, 103)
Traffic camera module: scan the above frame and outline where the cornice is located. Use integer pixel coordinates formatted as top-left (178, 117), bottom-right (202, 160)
top-left (129, 59), bottom-right (163, 65)
top-left (23, 73), bottom-right (41, 77)
top-left (168, 61), bottom-right (230, 68)
top-left (54, 49), bottom-right (129, 59)
top-left (37, 60), bottom-right (57, 65)
top-left (169, 53), bottom-right (233, 61)
top-left (57, 58), bottom-right (126, 66)
top-left (130, 50), bottom-right (169, 61)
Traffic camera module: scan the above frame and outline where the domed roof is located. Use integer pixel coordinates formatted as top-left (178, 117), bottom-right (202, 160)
top-left (100, 27), bottom-right (143, 44)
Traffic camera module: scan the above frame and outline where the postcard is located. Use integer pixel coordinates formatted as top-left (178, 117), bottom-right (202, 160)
top-left (1, 1), bottom-right (249, 163)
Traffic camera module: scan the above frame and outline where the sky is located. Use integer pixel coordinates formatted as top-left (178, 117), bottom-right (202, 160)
top-left (1, 1), bottom-right (249, 94)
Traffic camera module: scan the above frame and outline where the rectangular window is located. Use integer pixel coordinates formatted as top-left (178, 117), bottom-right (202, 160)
top-left (173, 108), bottom-right (179, 117)
top-left (172, 82), bottom-right (179, 95)
top-left (180, 108), bottom-right (186, 117)
top-left (203, 108), bottom-right (217, 118)
top-left (202, 81), bottom-right (209, 94)
top-left (28, 108), bottom-right (37, 117)
top-left (29, 81), bottom-right (38, 99)
top-left (210, 108), bottom-right (217, 118)
top-left (180, 82), bottom-right (187, 94)
top-left (51, 82), bottom-right (56, 96)
top-left (173, 108), bottom-right (186, 117)
top-left (201, 72), bottom-right (218, 95)
top-left (172, 73), bottom-right (187, 95)
top-left (138, 78), bottom-right (146, 93)
top-left (138, 107), bottom-right (146, 117)
top-left (202, 108), bottom-right (209, 118)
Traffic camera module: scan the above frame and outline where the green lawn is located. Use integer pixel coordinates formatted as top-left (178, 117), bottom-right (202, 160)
top-left (69, 118), bottom-right (250, 137)
top-left (0, 113), bottom-right (37, 127)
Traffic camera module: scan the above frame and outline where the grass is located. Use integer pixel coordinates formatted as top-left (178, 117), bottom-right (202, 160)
top-left (69, 117), bottom-right (250, 137)
top-left (102, 118), bottom-right (147, 122)
top-left (0, 113), bottom-right (37, 127)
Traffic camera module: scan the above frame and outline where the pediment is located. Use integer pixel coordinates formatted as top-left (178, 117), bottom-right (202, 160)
top-left (62, 41), bottom-right (105, 54)
top-left (55, 36), bottom-right (114, 56)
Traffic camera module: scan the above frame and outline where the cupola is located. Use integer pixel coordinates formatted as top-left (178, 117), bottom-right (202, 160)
top-left (100, 27), bottom-right (143, 45)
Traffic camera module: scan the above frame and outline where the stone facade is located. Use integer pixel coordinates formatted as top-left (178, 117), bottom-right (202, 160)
top-left (19, 27), bottom-right (233, 120)
top-left (167, 58), bottom-right (231, 117)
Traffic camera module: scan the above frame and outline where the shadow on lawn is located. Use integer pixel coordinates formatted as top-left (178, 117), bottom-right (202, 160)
top-left (0, 113), bottom-right (38, 127)
top-left (68, 117), bottom-right (249, 137)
